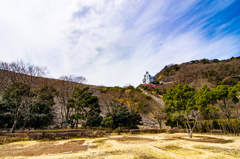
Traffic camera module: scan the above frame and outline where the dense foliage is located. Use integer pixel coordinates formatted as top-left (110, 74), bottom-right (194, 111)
top-left (0, 83), bottom-right (57, 132)
top-left (68, 86), bottom-right (102, 128)
top-left (163, 83), bottom-right (240, 138)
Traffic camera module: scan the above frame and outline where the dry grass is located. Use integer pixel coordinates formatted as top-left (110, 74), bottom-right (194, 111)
top-left (0, 133), bottom-right (239, 159)
top-left (109, 136), bottom-right (157, 144)
top-left (174, 135), bottom-right (234, 143)
top-left (0, 139), bottom-right (87, 157)
top-left (194, 145), bottom-right (240, 158)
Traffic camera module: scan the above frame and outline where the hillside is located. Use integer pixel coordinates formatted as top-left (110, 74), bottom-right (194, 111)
top-left (144, 56), bottom-right (240, 97)
top-left (1, 56), bottom-right (240, 130)
top-left (0, 67), bottom-right (160, 129)
top-left (155, 56), bottom-right (240, 87)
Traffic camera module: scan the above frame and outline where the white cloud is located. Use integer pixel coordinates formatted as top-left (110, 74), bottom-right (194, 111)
top-left (0, 0), bottom-right (239, 87)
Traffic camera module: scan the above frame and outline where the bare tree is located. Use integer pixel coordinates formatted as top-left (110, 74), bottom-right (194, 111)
top-left (0, 60), bottom-right (48, 91)
top-left (25, 65), bottom-right (48, 88)
top-left (100, 94), bottom-right (120, 117)
top-left (56, 75), bottom-right (86, 128)
top-left (147, 101), bottom-right (166, 129)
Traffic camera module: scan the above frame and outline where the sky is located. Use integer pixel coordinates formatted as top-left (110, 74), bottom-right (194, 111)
top-left (0, 0), bottom-right (240, 87)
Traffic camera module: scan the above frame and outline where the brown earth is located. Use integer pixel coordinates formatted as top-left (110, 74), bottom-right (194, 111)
top-left (0, 133), bottom-right (240, 159)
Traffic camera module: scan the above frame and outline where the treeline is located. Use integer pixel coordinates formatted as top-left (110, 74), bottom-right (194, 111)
top-left (163, 83), bottom-right (240, 138)
top-left (0, 60), bottom-right (102, 133)
top-left (0, 60), bottom-right (160, 134)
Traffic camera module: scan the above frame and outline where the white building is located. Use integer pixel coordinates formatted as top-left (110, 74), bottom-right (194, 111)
top-left (143, 71), bottom-right (156, 84)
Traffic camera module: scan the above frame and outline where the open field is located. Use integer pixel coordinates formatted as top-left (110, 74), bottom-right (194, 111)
top-left (0, 133), bottom-right (239, 159)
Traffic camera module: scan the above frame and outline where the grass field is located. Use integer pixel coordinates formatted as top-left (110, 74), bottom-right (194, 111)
top-left (0, 133), bottom-right (239, 159)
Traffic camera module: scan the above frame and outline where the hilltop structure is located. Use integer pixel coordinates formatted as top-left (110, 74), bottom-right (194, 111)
top-left (143, 71), bottom-right (156, 84)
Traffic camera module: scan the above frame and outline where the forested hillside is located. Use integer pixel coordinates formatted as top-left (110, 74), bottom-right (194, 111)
top-left (0, 61), bottom-right (161, 131)
top-left (140, 56), bottom-right (240, 137)
top-left (155, 56), bottom-right (240, 87)
top-left (1, 57), bottom-right (240, 136)
top-left (144, 56), bottom-right (240, 97)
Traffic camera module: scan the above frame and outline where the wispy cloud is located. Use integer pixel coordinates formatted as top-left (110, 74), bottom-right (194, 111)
top-left (0, 0), bottom-right (240, 86)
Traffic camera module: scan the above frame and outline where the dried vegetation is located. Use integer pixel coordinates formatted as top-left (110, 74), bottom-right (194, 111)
top-left (0, 133), bottom-right (239, 159)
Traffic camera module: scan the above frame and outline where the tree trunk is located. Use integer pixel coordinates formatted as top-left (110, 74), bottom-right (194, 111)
top-left (158, 120), bottom-right (162, 129)
top-left (64, 115), bottom-right (69, 128)
top-left (22, 119), bottom-right (27, 131)
top-left (11, 120), bottom-right (18, 133)
top-left (189, 132), bottom-right (193, 138)
top-left (76, 120), bottom-right (78, 129)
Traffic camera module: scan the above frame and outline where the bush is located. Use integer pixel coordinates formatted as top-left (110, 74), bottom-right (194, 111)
top-left (135, 88), bottom-right (142, 92)
top-left (28, 133), bottom-right (43, 140)
top-left (44, 133), bottom-right (56, 140)
top-left (5, 133), bottom-right (27, 138)
top-left (145, 95), bottom-right (152, 100)
top-left (56, 133), bottom-right (68, 139)
top-left (3, 133), bottom-right (28, 142)
top-left (0, 136), bottom-right (7, 144)
top-left (151, 81), bottom-right (160, 84)
top-left (66, 132), bottom-right (79, 138)
top-left (89, 127), bottom-right (108, 130)
top-left (99, 88), bottom-right (106, 93)
top-left (0, 131), bottom-right (8, 136)
top-left (115, 129), bottom-right (130, 134)
top-left (210, 130), bottom-right (222, 134)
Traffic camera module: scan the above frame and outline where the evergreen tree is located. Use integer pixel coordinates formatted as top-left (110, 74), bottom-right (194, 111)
top-left (1, 82), bottom-right (33, 133)
top-left (69, 86), bottom-right (102, 128)
top-left (163, 84), bottom-right (197, 138)
top-left (27, 85), bottom-right (57, 129)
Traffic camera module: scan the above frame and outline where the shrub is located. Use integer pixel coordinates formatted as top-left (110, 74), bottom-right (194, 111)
top-left (28, 133), bottom-right (43, 140)
top-left (145, 95), bottom-right (152, 100)
top-left (0, 136), bottom-right (7, 144)
top-left (210, 130), bottom-right (222, 134)
top-left (89, 127), bottom-right (108, 130)
top-left (115, 129), bottom-right (130, 135)
top-left (144, 83), bottom-right (156, 88)
top-left (0, 131), bottom-right (7, 136)
top-left (151, 81), bottom-right (160, 84)
top-left (44, 133), bottom-right (56, 140)
top-left (56, 133), bottom-right (67, 139)
top-left (99, 88), bottom-right (106, 93)
top-left (135, 88), bottom-right (142, 92)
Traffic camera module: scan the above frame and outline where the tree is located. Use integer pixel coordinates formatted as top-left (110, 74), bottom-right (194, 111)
top-left (0, 96), bottom-right (12, 128)
top-left (229, 82), bottom-right (240, 101)
top-left (69, 113), bottom-right (83, 129)
top-left (69, 86), bottom-right (102, 128)
top-left (56, 75), bottom-right (86, 128)
top-left (0, 60), bottom-right (48, 91)
top-left (113, 106), bottom-right (132, 128)
top-left (27, 85), bottom-right (57, 129)
top-left (212, 85), bottom-right (240, 119)
top-left (104, 116), bottom-right (113, 135)
top-left (100, 94), bottom-right (123, 120)
top-left (163, 84), bottom-right (198, 138)
top-left (1, 82), bottom-right (33, 133)
top-left (148, 101), bottom-right (166, 129)
top-left (194, 85), bottom-right (219, 120)
top-left (123, 89), bottom-right (143, 128)
top-left (100, 94), bottom-right (137, 129)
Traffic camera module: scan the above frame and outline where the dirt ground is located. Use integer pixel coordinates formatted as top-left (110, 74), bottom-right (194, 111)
top-left (0, 133), bottom-right (239, 159)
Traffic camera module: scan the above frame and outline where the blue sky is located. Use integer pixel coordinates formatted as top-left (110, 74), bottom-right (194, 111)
top-left (0, 0), bottom-right (240, 87)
